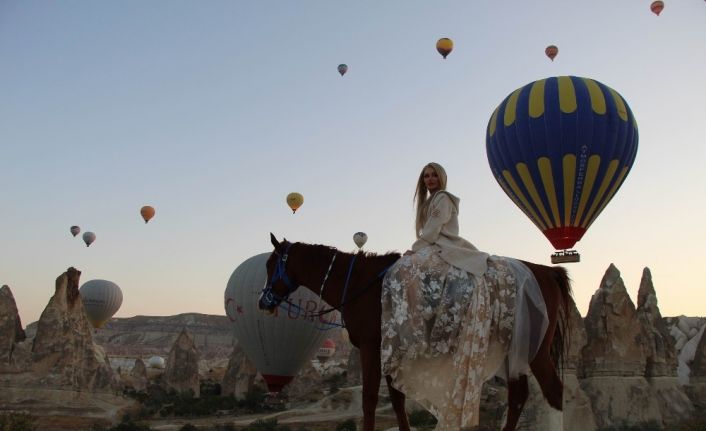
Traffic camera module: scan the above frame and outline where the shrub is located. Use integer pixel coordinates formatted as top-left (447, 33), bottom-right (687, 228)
top-left (596, 421), bottom-right (661, 431)
top-left (241, 418), bottom-right (278, 431)
top-left (408, 409), bottom-right (438, 428)
top-left (107, 421), bottom-right (153, 431)
top-left (335, 419), bottom-right (356, 431)
top-left (0, 412), bottom-right (36, 431)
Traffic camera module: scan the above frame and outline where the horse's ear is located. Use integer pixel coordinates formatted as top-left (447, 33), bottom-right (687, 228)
top-left (270, 233), bottom-right (280, 248)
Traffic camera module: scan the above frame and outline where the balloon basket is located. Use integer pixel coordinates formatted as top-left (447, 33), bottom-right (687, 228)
top-left (551, 250), bottom-right (580, 264)
top-left (264, 392), bottom-right (288, 408)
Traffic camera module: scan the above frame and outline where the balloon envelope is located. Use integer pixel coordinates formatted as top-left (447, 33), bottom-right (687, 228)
top-left (147, 356), bottom-right (165, 369)
top-left (82, 231), bottom-right (96, 247)
top-left (140, 205), bottom-right (155, 223)
top-left (224, 253), bottom-right (339, 393)
top-left (286, 193), bottom-right (304, 213)
top-left (485, 76), bottom-right (638, 251)
top-left (70, 226), bottom-right (81, 237)
top-left (79, 279), bottom-right (123, 328)
top-left (545, 45), bottom-right (558, 61)
top-left (436, 38), bottom-right (453, 59)
top-left (353, 232), bottom-right (368, 249)
top-left (338, 64), bottom-right (348, 76)
top-left (651, 0), bottom-right (664, 15)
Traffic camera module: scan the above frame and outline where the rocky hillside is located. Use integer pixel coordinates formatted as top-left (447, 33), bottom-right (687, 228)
top-left (26, 313), bottom-right (236, 361)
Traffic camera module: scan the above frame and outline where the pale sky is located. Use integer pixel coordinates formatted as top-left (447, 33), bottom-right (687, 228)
top-left (2, 0), bottom-right (705, 325)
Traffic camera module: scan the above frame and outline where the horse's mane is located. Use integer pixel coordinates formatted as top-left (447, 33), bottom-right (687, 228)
top-left (295, 241), bottom-right (401, 261)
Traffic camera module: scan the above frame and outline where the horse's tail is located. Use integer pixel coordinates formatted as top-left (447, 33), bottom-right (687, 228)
top-left (550, 266), bottom-right (573, 380)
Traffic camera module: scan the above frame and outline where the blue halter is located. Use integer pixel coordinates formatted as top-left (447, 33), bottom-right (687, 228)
top-left (260, 243), bottom-right (300, 309)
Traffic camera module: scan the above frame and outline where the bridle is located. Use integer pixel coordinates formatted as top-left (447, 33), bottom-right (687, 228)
top-left (260, 243), bottom-right (300, 310)
top-left (260, 242), bottom-right (394, 319)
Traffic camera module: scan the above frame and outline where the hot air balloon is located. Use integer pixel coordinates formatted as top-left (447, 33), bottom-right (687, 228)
top-left (353, 232), bottom-right (368, 249)
top-left (70, 226), bottom-right (81, 237)
top-left (485, 76), bottom-right (638, 263)
top-left (651, 0), bottom-right (664, 15)
top-left (140, 205), bottom-right (155, 223)
top-left (79, 279), bottom-right (123, 328)
top-left (545, 45), bottom-right (558, 61)
top-left (316, 339), bottom-right (336, 362)
top-left (147, 356), bottom-right (165, 369)
top-left (82, 231), bottom-right (96, 247)
top-left (224, 253), bottom-right (339, 393)
top-left (436, 38), bottom-right (453, 59)
top-left (286, 193), bottom-right (304, 214)
top-left (338, 64), bottom-right (348, 76)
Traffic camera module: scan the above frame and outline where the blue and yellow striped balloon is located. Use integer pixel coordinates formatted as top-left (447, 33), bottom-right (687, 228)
top-left (486, 76), bottom-right (638, 250)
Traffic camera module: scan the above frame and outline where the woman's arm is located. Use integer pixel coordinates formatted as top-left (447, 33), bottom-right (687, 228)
top-left (410, 193), bottom-right (454, 251)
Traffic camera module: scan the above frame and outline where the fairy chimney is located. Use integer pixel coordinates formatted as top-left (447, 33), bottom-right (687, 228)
top-left (164, 328), bottom-right (200, 397)
top-left (636, 267), bottom-right (678, 377)
top-left (0, 285), bottom-right (26, 367)
top-left (30, 268), bottom-right (117, 391)
top-left (130, 358), bottom-right (148, 392)
top-left (581, 264), bottom-right (645, 377)
top-left (221, 343), bottom-right (258, 398)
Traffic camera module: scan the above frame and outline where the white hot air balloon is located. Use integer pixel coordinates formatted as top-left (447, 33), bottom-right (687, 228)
top-left (79, 279), bottom-right (123, 328)
top-left (82, 231), bottom-right (96, 247)
top-left (353, 232), bottom-right (368, 249)
top-left (224, 252), bottom-right (340, 393)
top-left (147, 356), bottom-right (165, 369)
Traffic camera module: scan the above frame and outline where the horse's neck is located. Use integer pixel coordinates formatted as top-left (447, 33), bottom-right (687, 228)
top-left (292, 244), bottom-right (340, 295)
top-left (293, 244), bottom-right (356, 307)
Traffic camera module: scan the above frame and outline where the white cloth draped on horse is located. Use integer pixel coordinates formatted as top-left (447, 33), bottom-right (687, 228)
top-left (381, 248), bottom-right (549, 429)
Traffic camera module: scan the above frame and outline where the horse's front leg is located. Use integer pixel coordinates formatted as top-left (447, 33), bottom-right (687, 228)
top-left (385, 374), bottom-right (411, 431)
top-left (358, 342), bottom-right (381, 431)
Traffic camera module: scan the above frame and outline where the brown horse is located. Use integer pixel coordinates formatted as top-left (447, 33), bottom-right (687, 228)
top-left (259, 234), bottom-right (572, 431)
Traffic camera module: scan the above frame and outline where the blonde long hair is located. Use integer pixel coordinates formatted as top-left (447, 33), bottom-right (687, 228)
top-left (414, 162), bottom-right (448, 236)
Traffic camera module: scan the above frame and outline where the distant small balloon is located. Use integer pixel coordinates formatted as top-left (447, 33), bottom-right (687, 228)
top-left (651, 0), bottom-right (664, 15)
top-left (436, 38), bottom-right (454, 59)
top-left (286, 193), bottom-right (304, 214)
top-left (338, 64), bottom-right (348, 76)
top-left (82, 231), bottom-right (96, 247)
top-left (140, 206), bottom-right (155, 223)
top-left (70, 226), bottom-right (81, 237)
top-left (353, 232), bottom-right (368, 249)
top-left (545, 45), bottom-right (558, 61)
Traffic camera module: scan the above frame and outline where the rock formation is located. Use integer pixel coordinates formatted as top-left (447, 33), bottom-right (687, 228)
top-left (580, 264), bottom-right (693, 428)
top-left (91, 313), bottom-right (235, 359)
top-left (637, 268), bottom-right (678, 377)
top-left (686, 324), bottom-right (706, 409)
top-left (581, 264), bottom-right (646, 378)
top-left (30, 268), bottom-right (117, 391)
top-left (670, 316), bottom-right (706, 385)
top-left (560, 298), bottom-right (597, 431)
top-left (163, 328), bottom-right (200, 397)
top-left (580, 264), bottom-right (660, 427)
top-left (130, 358), bottom-right (148, 392)
top-left (221, 343), bottom-right (259, 398)
top-left (636, 268), bottom-right (693, 424)
top-left (0, 285), bottom-right (26, 369)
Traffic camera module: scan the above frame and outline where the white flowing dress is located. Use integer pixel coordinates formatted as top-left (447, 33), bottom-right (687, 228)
top-left (380, 193), bottom-right (549, 429)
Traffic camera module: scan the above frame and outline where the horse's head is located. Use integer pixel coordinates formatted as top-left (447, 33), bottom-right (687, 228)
top-left (258, 233), bottom-right (301, 313)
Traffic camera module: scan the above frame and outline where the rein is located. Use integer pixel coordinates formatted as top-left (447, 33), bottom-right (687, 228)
top-left (268, 243), bottom-right (395, 321)
top-left (307, 263), bottom-right (392, 318)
